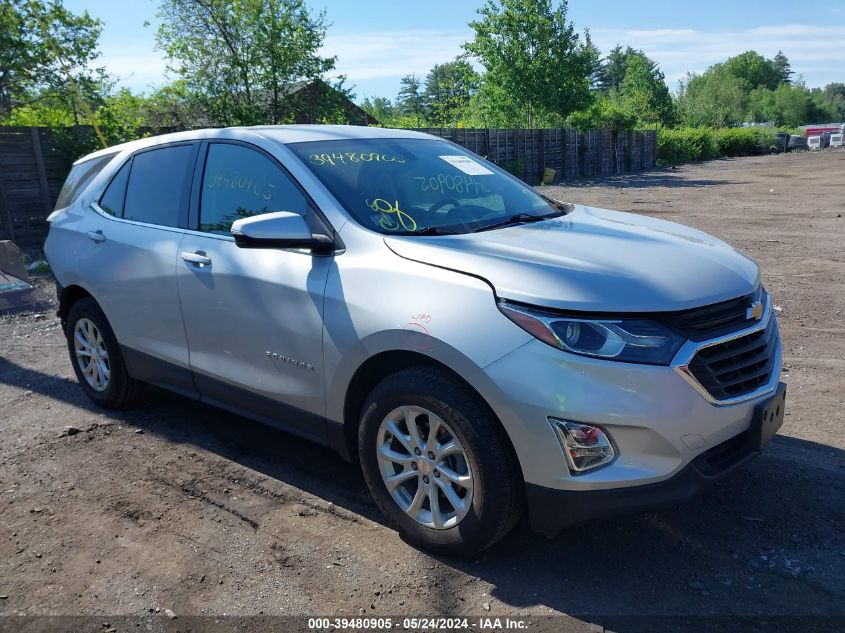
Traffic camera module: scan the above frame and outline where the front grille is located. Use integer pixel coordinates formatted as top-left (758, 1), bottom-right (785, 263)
top-left (687, 318), bottom-right (778, 400)
top-left (660, 287), bottom-right (762, 341)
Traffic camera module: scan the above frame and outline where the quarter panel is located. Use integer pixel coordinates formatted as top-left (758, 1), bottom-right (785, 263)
top-left (44, 203), bottom-right (89, 291)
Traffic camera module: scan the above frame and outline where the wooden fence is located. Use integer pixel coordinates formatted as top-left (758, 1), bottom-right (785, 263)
top-left (415, 127), bottom-right (656, 185)
top-left (0, 125), bottom-right (656, 254)
top-left (0, 126), bottom-right (74, 253)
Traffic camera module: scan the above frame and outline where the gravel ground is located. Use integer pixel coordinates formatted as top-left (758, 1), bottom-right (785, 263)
top-left (1, 151), bottom-right (843, 632)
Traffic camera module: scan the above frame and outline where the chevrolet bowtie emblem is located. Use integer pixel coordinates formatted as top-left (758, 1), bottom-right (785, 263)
top-left (747, 300), bottom-right (763, 321)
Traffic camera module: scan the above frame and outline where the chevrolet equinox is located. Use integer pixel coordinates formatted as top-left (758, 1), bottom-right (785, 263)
top-left (45, 126), bottom-right (785, 555)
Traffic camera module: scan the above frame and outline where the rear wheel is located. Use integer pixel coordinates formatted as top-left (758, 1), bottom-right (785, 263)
top-left (358, 366), bottom-right (524, 556)
top-left (65, 298), bottom-right (142, 408)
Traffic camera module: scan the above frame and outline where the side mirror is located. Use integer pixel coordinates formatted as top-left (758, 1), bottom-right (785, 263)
top-left (230, 211), bottom-right (334, 252)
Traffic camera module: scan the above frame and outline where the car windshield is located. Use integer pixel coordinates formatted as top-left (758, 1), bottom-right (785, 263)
top-left (288, 138), bottom-right (566, 235)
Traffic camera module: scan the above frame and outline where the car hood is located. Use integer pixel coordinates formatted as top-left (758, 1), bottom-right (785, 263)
top-left (384, 205), bottom-right (759, 312)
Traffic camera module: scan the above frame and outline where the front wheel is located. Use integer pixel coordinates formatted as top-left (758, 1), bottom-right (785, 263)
top-left (358, 367), bottom-right (524, 556)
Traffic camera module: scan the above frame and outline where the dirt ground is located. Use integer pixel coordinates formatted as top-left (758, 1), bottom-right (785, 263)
top-left (1, 151), bottom-right (843, 632)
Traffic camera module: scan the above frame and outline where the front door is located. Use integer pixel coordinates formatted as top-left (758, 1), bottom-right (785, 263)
top-left (176, 142), bottom-right (332, 440)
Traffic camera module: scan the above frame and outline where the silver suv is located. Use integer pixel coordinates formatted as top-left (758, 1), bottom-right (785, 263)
top-left (45, 126), bottom-right (785, 555)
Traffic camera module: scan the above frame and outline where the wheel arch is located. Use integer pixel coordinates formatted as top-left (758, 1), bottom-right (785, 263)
top-left (338, 349), bottom-right (524, 487)
top-left (58, 284), bottom-right (96, 326)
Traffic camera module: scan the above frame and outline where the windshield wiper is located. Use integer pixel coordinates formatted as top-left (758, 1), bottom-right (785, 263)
top-left (390, 226), bottom-right (460, 236)
top-left (471, 211), bottom-right (560, 233)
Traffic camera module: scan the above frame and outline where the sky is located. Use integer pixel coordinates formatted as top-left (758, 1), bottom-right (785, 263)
top-left (63, 0), bottom-right (845, 101)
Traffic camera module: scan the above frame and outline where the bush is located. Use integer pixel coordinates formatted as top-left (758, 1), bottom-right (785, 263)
top-left (715, 127), bottom-right (777, 157)
top-left (566, 98), bottom-right (637, 132)
top-left (656, 127), bottom-right (718, 164)
top-left (657, 126), bottom-right (784, 164)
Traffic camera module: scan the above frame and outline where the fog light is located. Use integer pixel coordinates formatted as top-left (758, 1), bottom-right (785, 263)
top-left (549, 419), bottom-right (616, 474)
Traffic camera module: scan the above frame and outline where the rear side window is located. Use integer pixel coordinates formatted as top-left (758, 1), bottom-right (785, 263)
top-left (98, 161), bottom-right (130, 216)
top-left (124, 144), bottom-right (195, 227)
top-left (199, 143), bottom-right (309, 235)
top-left (55, 153), bottom-right (117, 210)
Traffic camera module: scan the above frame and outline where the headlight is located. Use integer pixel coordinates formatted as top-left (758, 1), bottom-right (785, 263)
top-left (498, 300), bottom-right (684, 365)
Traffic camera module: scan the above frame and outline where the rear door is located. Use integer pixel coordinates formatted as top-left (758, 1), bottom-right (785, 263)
top-left (176, 141), bottom-right (332, 439)
top-left (79, 142), bottom-right (198, 394)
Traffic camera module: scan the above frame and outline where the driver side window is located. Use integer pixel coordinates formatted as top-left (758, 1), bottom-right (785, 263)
top-left (200, 143), bottom-right (309, 235)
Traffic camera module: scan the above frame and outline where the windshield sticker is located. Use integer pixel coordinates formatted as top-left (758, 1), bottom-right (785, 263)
top-left (438, 155), bottom-right (494, 176)
top-left (366, 198), bottom-right (417, 232)
top-left (414, 173), bottom-right (480, 195)
top-left (309, 152), bottom-right (406, 167)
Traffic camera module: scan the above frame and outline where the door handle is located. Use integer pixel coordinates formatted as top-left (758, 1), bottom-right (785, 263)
top-left (87, 230), bottom-right (105, 243)
top-left (181, 251), bottom-right (212, 267)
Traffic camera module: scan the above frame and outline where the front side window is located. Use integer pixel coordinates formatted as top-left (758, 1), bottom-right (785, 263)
top-left (123, 144), bottom-right (194, 227)
top-left (199, 143), bottom-right (309, 235)
top-left (288, 138), bottom-right (562, 235)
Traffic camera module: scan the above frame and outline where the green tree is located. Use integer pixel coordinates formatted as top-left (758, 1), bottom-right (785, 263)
top-left (359, 96), bottom-right (394, 124)
top-left (822, 82), bottom-right (845, 107)
top-left (618, 54), bottom-right (674, 126)
top-left (596, 45), bottom-right (627, 93)
top-left (462, 79), bottom-right (524, 127)
top-left (808, 90), bottom-right (836, 123)
top-left (772, 50), bottom-right (792, 85)
top-left (464, 0), bottom-right (594, 127)
top-left (91, 88), bottom-right (145, 138)
top-left (746, 82), bottom-right (835, 127)
top-left (811, 83), bottom-right (845, 121)
top-left (673, 50), bottom-right (831, 128)
top-left (423, 58), bottom-right (480, 125)
top-left (746, 86), bottom-right (778, 123)
top-left (0, 0), bottom-right (104, 120)
top-left (565, 97), bottom-right (636, 131)
top-left (773, 83), bottom-right (810, 127)
top-left (583, 38), bottom-right (603, 90)
top-left (677, 66), bottom-right (746, 127)
top-left (595, 45), bottom-right (659, 94)
top-left (4, 97), bottom-right (77, 126)
top-left (143, 80), bottom-right (208, 129)
top-left (156, 0), bottom-right (344, 125)
top-left (396, 74), bottom-right (425, 126)
top-left (723, 51), bottom-right (781, 91)
top-left (8, 85), bottom-right (149, 158)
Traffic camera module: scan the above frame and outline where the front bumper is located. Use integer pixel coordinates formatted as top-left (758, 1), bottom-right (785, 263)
top-left (526, 419), bottom-right (765, 536)
top-left (481, 309), bottom-right (782, 533)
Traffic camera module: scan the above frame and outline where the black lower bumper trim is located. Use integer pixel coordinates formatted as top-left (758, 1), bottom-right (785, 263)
top-left (526, 440), bottom-right (758, 537)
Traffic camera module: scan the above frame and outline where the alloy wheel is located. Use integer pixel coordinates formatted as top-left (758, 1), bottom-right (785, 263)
top-left (73, 317), bottom-right (110, 392)
top-left (376, 405), bottom-right (474, 529)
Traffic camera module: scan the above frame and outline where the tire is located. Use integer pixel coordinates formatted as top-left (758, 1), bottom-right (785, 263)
top-left (65, 297), bottom-right (142, 408)
top-left (358, 366), bottom-right (524, 556)
top-left (787, 135), bottom-right (807, 150)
